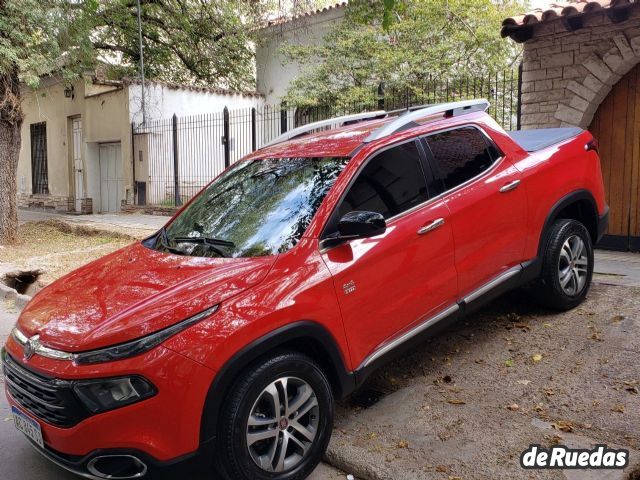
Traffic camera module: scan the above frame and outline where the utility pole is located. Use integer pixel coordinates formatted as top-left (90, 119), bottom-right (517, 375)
top-left (136, 0), bottom-right (146, 124)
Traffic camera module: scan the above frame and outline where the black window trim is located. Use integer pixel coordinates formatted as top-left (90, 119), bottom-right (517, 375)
top-left (319, 137), bottom-right (431, 241)
top-left (420, 123), bottom-right (506, 200)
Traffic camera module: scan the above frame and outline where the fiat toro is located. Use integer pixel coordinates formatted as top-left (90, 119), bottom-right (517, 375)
top-left (3, 99), bottom-right (608, 480)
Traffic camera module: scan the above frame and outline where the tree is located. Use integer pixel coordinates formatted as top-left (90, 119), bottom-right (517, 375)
top-left (0, 0), bottom-right (283, 244)
top-left (0, 0), bottom-right (94, 244)
top-left (279, 0), bottom-right (523, 108)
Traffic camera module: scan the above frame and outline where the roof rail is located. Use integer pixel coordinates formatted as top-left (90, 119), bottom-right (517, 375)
top-left (364, 99), bottom-right (490, 143)
top-left (263, 110), bottom-right (386, 147)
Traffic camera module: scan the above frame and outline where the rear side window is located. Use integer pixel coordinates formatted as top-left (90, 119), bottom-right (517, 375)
top-left (426, 127), bottom-right (499, 191)
top-left (338, 141), bottom-right (428, 220)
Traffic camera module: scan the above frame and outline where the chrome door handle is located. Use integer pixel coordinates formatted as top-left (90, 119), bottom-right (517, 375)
top-left (418, 218), bottom-right (445, 235)
top-left (499, 179), bottom-right (521, 193)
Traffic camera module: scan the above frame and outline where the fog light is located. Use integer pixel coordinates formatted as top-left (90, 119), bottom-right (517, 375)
top-left (73, 376), bottom-right (156, 413)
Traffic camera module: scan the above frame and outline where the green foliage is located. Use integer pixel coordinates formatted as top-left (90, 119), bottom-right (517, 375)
top-left (0, 0), bottom-right (279, 97)
top-left (280, 0), bottom-right (524, 107)
top-left (92, 0), bottom-right (261, 90)
top-left (0, 0), bottom-right (94, 86)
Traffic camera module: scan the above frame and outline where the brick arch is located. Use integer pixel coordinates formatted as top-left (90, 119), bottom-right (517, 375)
top-left (554, 33), bottom-right (640, 128)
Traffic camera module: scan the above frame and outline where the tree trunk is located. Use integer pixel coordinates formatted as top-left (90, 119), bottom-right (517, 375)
top-left (0, 67), bottom-right (23, 245)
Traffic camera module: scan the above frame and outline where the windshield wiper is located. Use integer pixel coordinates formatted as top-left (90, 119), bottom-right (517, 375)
top-left (155, 227), bottom-right (186, 255)
top-left (171, 236), bottom-right (235, 257)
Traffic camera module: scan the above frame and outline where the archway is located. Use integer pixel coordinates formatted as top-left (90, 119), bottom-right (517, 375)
top-left (588, 63), bottom-right (640, 250)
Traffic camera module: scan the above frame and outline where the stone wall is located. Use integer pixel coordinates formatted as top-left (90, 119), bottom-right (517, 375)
top-left (520, 7), bottom-right (640, 129)
top-left (17, 194), bottom-right (83, 213)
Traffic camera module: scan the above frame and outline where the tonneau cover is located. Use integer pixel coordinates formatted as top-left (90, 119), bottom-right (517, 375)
top-left (507, 127), bottom-right (583, 152)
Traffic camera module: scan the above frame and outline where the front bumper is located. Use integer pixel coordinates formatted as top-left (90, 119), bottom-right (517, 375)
top-left (24, 437), bottom-right (196, 479)
top-left (3, 337), bottom-right (216, 473)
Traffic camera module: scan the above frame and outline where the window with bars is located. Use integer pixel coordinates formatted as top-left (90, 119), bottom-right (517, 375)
top-left (30, 122), bottom-right (49, 195)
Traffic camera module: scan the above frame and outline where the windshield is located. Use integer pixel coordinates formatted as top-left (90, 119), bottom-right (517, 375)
top-left (154, 157), bottom-right (349, 258)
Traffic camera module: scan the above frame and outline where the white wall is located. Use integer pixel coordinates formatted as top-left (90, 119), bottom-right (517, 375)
top-left (255, 6), bottom-right (346, 104)
top-left (128, 83), bottom-right (265, 125)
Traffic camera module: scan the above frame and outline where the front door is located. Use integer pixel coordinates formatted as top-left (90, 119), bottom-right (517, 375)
top-left (99, 143), bottom-right (123, 213)
top-left (321, 140), bottom-right (458, 368)
top-left (72, 118), bottom-right (84, 212)
top-left (423, 126), bottom-right (527, 297)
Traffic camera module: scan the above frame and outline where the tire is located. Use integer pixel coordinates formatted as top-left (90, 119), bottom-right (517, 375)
top-left (215, 351), bottom-right (334, 480)
top-left (532, 218), bottom-right (594, 311)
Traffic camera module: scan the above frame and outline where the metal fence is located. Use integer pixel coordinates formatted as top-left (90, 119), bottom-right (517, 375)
top-left (133, 68), bottom-right (521, 207)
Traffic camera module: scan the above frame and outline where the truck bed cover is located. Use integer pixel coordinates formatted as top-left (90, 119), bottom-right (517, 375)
top-left (507, 127), bottom-right (583, 152)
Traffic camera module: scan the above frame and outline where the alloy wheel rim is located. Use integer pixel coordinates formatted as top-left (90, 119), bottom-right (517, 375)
top-left (558, 234), bottom-right (588, 296)
top-left (246, 376), bottom-right (319, 473)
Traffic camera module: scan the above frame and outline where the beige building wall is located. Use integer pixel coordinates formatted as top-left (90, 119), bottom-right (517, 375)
top-left (255, 6), bottom-right (346, 104)
top-left (18, 76), bottom-right (130, 213)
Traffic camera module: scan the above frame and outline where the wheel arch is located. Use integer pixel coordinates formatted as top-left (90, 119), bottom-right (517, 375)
top-left (199, 321), bottom-right (355, 445)
top-left (538, 189), bottom-right (599, 257)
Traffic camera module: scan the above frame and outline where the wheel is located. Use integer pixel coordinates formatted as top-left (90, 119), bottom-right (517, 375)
top-left (532, 218), bottom-right (594, 310)
top-left (216, 351), bottom-right (334, 480)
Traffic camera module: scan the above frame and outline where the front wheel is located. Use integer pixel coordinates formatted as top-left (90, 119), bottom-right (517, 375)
top-left (216, 351), bottom-right (334, 480)
top-left (532, 218), bottom-right (594, 310)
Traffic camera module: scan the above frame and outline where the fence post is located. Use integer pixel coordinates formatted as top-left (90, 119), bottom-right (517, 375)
top-left (223, 107), bottom-right (230, 168)
top-left (172, 114), bottom-right (182, 207)
top-left (377, 83), bottom-right (385, 110)
top-left (516, 62), bottom-right (523, 131)
top-left (251, 107), bottom-right (257, 151)
top-left (280, 103), bottom-right (288, 134)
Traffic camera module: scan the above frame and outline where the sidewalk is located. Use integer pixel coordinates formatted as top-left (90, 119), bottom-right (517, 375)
top-left (594, 249), bottom-right (640, 287)
top-left (18, 209), bottom-right (170, 238)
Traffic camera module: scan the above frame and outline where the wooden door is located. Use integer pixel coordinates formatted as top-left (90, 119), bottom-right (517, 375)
top-left (589, 63), bottom-right (640, 249)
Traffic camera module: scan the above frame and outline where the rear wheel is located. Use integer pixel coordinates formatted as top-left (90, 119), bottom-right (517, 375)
top-left (216, 351), bottom-right (334, 480)
top-left (532, 219), bottom-right (594, 310)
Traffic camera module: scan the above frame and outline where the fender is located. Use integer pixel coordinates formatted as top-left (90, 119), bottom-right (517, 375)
top-left (537, 189), bottom-right (599, 255)
top-left (518, 189), bottom-right (600, 285)
top-left (199, 320), bottom-right (355, 444)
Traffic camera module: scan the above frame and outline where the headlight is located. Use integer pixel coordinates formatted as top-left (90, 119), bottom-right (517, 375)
top-left (74, 376), bottom-right (156, 413)
top-left (73, 305), bottom-right (218, 365)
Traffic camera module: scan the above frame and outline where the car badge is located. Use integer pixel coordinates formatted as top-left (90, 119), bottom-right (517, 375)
top-left (343, 280), bottom-right (356, 295)
top-left (23, 335), bottom-right (40, 361)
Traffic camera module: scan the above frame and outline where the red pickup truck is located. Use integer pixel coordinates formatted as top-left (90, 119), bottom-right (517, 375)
top-left (3, 100), bottom-right (608, 480)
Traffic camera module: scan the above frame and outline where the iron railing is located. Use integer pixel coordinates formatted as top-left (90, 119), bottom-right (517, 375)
top-left (132, 69), bottom-right (520, 207)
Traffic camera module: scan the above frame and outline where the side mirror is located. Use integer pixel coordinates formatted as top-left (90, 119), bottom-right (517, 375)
top-left (338, 211), bottom-right (386, 238)
top-left (321, 211), bottom-right (386, 249)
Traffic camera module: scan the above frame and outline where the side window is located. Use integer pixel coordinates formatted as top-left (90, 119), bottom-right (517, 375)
top-left (338, 141), bottom-right (428, 220)
top-left (426, 127), bottom-right (499, 191)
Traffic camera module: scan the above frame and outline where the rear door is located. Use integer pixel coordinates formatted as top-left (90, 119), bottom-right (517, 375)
top-left (422, 126), bottom-right (527, 299)
top-left (321, 140), bottom-right (458, 368)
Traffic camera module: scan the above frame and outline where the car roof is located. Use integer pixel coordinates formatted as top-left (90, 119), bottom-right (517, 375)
top-left (243, 117), bottom-right (391, 159)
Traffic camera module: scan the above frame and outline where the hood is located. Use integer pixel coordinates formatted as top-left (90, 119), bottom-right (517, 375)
top-left (17, 242), bottom-right (275, 352)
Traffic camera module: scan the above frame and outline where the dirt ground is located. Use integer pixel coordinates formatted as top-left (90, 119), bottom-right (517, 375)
top-left (327, 283), bottom-right (640, 480)
top-left (0, 220), bottom-right (134, 285)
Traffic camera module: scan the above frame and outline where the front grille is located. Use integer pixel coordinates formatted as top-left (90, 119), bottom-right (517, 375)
top-left (2, 350), bottom-right (89, 428)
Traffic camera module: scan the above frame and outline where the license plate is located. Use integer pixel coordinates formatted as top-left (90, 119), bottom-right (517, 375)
top-left (12, 406), bottom-right (44, 448)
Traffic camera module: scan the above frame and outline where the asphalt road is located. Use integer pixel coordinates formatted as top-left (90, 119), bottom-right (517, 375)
top-left (0, 304), bottom-right (345, 480)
